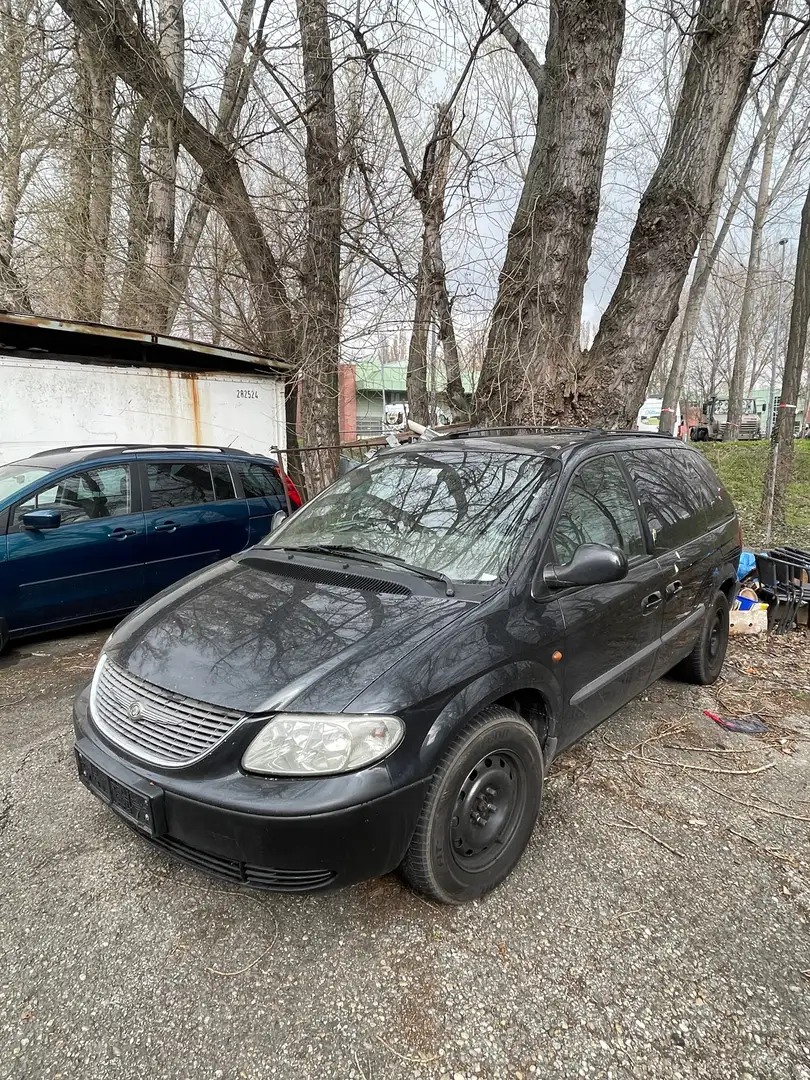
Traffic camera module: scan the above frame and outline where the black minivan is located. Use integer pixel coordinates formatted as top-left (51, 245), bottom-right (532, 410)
top-left (74, 429), bottom-right (741, 903)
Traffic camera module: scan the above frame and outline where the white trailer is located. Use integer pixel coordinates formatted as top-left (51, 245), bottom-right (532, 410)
top-left (0, 314), bottom-right (287, 465)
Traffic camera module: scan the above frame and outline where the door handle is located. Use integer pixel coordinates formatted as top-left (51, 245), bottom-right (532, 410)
top-left (154, 520), bottom-right (178, 533)
top-left (642, 591), bottom-right (662, 612)
top-left (666, 579), bottom-right (683, 598)
top-left (110, 527), bottom-right (136, 540)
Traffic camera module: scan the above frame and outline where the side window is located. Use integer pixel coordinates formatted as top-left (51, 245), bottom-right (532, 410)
top-left (553, 455), bottom-right (645, 566)
top-left (684, 452), bottom-right (735, 527)
top-left (210, 462), bottom-right (236, 501)
top-left (14, 465), bottom-right (132, 526)
top-left (625, 449), bottom-right (703, 551)
top-left (147, 462), bottom-right (215, 511)
top-left (238, 462), bottom-right (285, 500)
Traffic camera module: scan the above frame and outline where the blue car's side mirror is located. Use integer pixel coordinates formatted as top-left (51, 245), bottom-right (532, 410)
top-left (23, 509), bottom-right (61, 530)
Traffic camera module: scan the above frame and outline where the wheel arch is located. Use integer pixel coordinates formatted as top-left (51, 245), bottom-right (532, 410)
top-left (418, 662), bottom-right (561, 775)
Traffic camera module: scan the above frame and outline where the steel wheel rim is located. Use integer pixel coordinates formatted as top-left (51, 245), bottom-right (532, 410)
top-left (708, 610), bottom-right (724, 661)
top-left (449, 749), bottom-right (528, 873)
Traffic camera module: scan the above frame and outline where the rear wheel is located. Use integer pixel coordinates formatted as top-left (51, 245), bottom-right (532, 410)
top-left (0, 618), bottom-right (8, 655)
top-left (400, 706), bottom-right (543, 904)
top-left (675, 591), bottom-right (729, 685)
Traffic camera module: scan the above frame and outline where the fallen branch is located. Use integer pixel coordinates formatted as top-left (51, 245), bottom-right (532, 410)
top-left (598, 818), bottom-right (685, 858)
top-left (0, 697), bottom-right (25, 709)
top-left (727, 829), bottom-right (797, 864)
top-left (661, 744), bottom-right (759, 755)
top-left (697, 780), bottom-right (810, 822)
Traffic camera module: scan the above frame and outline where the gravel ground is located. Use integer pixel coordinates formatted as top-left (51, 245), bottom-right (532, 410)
top-left (1, 629), bottom-right (809, 1080)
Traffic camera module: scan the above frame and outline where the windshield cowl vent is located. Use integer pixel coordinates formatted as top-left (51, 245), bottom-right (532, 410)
top-left (244, 556), bottom-right (412, 596)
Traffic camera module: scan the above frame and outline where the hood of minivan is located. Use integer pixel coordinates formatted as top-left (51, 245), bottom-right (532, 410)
top-left (108, 555), bottom-right (470, 714)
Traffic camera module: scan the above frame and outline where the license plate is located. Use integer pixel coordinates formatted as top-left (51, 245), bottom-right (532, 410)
top-left (76, 751), bottom-right (158, 836)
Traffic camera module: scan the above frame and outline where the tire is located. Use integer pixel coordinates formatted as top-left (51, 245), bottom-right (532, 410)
top-left (0, 618), bottom-right (8, 655)
top-left (400, 706), bottom-right (543, 904)
top-left (675, 591), bottom-right (729, 685)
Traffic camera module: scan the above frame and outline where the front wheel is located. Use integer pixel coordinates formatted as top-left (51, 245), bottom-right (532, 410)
top-left (675, 591), bottom-right (729, 685)
top-left (400, 706), bottom-right (543, 904)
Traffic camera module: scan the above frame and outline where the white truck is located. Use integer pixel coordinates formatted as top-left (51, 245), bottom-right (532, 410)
top-left (0, 315), bottom-right (287, 465)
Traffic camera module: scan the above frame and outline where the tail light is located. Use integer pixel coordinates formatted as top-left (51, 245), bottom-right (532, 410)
top-left (273, 467), bottom-right (302, 510)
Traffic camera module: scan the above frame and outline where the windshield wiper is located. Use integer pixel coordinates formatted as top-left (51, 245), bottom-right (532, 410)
top-left (275, 545), bottom-right (456, 597)
top-left (356, 551), bottom-right (456, 597)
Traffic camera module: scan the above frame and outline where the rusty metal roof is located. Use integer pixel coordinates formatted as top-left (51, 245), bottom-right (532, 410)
top-left (0, 311), bottom-right (289, 378)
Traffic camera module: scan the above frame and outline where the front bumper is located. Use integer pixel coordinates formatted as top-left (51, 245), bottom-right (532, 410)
top-left (73, 687), bottom-right (428, 892)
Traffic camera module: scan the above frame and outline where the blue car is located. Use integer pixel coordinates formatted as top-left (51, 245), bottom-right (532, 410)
top-left (0, 444), bottom-right (301, 650)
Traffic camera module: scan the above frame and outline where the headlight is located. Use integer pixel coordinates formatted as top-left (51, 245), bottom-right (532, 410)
top-left (242, 713), bottom-right (404, 776)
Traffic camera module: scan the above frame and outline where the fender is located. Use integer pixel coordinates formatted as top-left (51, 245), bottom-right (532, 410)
top-left (418, 659), bottom-right (564, 775)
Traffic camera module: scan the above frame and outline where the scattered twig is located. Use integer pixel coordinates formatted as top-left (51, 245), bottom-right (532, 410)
top-left (727, 829), bottom-right (797, 864)
top-left (206, 933), bottom-right (277, 977)
top-left (0, 697), bottom-right (25, 709)
top-left (697, 780), bottom-right (810, 822)
top-left (598, 818), bottom-right (685, 858)
top-left (661, 744), bottom-right (759, 755)
top-left (354, 1049), bottom-right (369, 1080)
top-left (374, 1035), bottom-right (439, 1064)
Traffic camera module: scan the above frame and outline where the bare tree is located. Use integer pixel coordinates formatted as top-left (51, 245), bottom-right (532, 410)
top-left (580, 0), bottom-right (774, 428)
top-left (726, 27), bottom-right (810, 438)
top-left (475, 0), bottom-right (624, 424)
top-left (66, 31), bottom-right (113, 321)
top-left (762, 178), bottom-right (809, 525)
top-left (296, 0), bottom-right (342, 479)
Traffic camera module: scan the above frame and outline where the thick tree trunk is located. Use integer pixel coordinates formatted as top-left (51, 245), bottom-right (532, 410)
top-left (474, 0), bottom-right (625, 425)
top-left (659, 139), bottom-right (733, 434)
top-left (296, 0), bottom-right (341, 488)
top-left (762, 180), bottom-right (810, 526)
top-left (407, 247), bottom-right (432, 425)
top-left (726, 117), bottom-right (777, 440)
top-left (56, 0), bottom-right (294, 366)
top-left (141, 0), bottom-right (184, 331)
top-left (582, 0), bottom-right (772, 429)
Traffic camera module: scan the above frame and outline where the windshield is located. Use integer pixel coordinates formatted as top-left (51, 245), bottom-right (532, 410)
top-left (0, 464), bottom-right (52, 504)
top-left (264, 450), bottom-right (559, 582)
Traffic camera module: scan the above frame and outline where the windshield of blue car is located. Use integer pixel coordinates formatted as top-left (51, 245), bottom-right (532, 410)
top-left (0, 464), bottom-right (53, 504)
top-left (264, 450), bottom-right (559, 582)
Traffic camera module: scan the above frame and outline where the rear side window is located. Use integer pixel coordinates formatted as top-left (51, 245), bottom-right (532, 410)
top-left (238, 462), bottom-right (285, 500)
top-left (684, 452), bottom-right (735, 527)
top-left (210, 462), bottom-right (236, 501)
top-left (625, 449), bottom-right (703, 551)
top-left (553, 455), bottom-right (645, 564)
top-left (147, 461), bottom-right (215, 511)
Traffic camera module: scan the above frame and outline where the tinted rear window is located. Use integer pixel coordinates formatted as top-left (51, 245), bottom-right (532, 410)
top-left (624, 448), bottom-right (704, 551)
top-left (683, 451), bottom-right (735, 527)
top-left (147, 461), bottom-right (215, 511)
top-left (238, 462), bottom-right (285, 500)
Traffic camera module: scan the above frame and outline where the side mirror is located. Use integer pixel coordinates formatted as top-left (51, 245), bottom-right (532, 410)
top-left (543, 543), bottom-right (628, 589)
top-left (270, 509), bottom-right (287, 532)
top-left (23, 509), bottom-right (61, 531)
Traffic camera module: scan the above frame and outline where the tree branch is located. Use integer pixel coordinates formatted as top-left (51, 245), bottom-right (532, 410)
top-left (476, 0), bottom-right (545, 95)
top-left (56, 0), bottom-right (294, 363)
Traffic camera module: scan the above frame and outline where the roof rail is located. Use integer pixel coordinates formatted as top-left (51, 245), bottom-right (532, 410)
top-left (29, 442), bottom-right (256, 458)
top-left (435, 424), bottom-right (675, 441)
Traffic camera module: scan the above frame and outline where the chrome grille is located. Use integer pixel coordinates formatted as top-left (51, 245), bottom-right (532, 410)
top-left (90, 657), bottom-right (245, 767)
